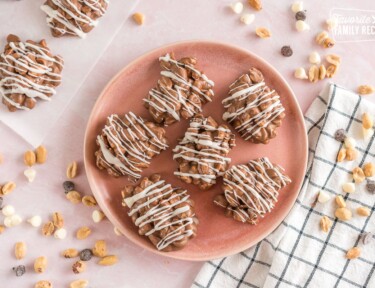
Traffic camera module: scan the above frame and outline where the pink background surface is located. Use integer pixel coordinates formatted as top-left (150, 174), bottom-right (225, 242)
top-left (1, 0), bottom-right (375, 287)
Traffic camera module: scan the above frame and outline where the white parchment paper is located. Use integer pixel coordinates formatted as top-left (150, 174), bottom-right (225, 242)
top-left (0, 0), bottom-right (138, 147)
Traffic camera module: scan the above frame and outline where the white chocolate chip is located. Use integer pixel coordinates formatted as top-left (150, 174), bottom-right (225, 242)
top-left (309, 51), bottom-right (321, 64)
top-left (291, 1), bottom-right (304, 13)
top-left (342, 182), bottom-right (356, 193)
top-left (114, 227), bottom-right (123, 236)
top-left (230, 2), bottom-right (243, 14)
top-left (10, 214), bottom-right (22, 226)
top-left (4, 216), bottom-right (13, 227)
top-left (27, 215), bottom-right (42, 227)
top-left (296, 20), bottom-right (310, 32)
top-left (363, 127), bottom-right (374, 140)
top-left (92, 210), bottom-right (106, 223)
top-left (318, 191), bottom-right (330, 203)
top-left (240, 13), bottom-right (255, 25)
top-left (326, 18), bottom-right (338, 31)
top-left (54, 228), bottom-right (67, 239)
top-left (24, 168), bottom-right (37, 183)
top-left (294, 67), bottom-right (308, 79)
top-left (344, 137), bottom-right (356, 149)
top-left (2, 205), bottom-right (15, 216)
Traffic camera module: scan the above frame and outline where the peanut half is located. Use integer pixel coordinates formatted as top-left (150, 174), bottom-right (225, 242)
top-left (346, 247), bottom-right (361, 259)
top-left (34, 256), bottom-right (48, 273)
top-left (15, 242), bottom-right (27, 260)
top-left (66, 161), bottom-right (78, 179)
top-left (36, 145), bottom-right (48, 164)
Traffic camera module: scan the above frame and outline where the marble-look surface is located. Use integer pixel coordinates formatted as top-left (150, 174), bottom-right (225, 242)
top-left (1, 0), bottom-right (375, 287)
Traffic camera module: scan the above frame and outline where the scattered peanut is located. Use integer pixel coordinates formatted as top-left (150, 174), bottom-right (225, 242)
top-left (326, 54), bottom-right (341, 66)
top-left (363, 162), bottom-right (375, 177)
top-left (66, 161), bottom-right (78, 179)
top-left (320, 216), bottom-right (332, 232)
top-left (308, 65), bottom-right (319, 83)
top-left (335, 208), bottom-right (352, 221)
top-left (1, 181), bottom-right (16, 196)
top-left (35, 145), bottom-right (48, 164)
top-left (255, 27), bottom-right (271, 39)
top-left (335, 195), bottom-right (346, 208)
top-left (72, 260), bottom-right (86, 274)
top-left (248, 0), bottom-right (262, 11)
top-left (66, 191), bottom-right (82, 204)
top-left (82, 195), bottom-right (97, 207)
top-left (76, 226), bottom-right (91, 240)
top-left (15, 242), bottom-right (27, 260)
top-left (52, 212), bottom-right (64, 229)
top-left (34, 256), bottom-right (48, 273)
top-left (357, 206), bottom-right (370, 217)
top-left (24, 150), bottom-right (36, 167)
top-left (362, 113), bottom-right (373, 129)
top-left (98, 255), bottom-right (118, 266)
top-left (326, 65), bottom-right (338, 78)
top-left (346, 247), bottom-right (361, 259)
top-left (352, 167), bottom-right (366, 183)
top-left (35, 281), bottom-right (52, 288)
top-left (358, 85), bottom-right (375, 95)
top-left (337, 148), bottom-right (346, 162)
top-left (0, 225), bottom-right (5, 234)
top-left (318, 64), bottom-right (326, 80)
top-left (93, 240), bottom-right (107, 257)
top-left (132, 12), bottom-right (145, 25)
top-left (62, 248), bottom-right (79, 258)
top-left (69, 280), bottom-right (89, 288)
top-left (345, 147), bottom-right (357, 161)
top-left (42, 221), bottom-right (55, 236)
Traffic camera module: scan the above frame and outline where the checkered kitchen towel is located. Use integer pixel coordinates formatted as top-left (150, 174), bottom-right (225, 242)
top-left (192, 83), bottom-right (375, 288)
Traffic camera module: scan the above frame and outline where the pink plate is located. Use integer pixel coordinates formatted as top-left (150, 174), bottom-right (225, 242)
top-left (84, 41), bottom-right (308, 261)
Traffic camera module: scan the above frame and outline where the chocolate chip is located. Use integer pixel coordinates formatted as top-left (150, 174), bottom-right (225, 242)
top-left (63, 181), bottom-right (75, 193)
top-left (79, 249), bottom-right (93, 261)
top-left (334, 129), bottom-right (347, 142)
top-left (359, 232), bottom-right (374, 245)
top-left (366, 180), bottom-right (375, 194)
top-left (295, 11), bottom-right (306, 21)
top-left (281, 46), bottom-right (293, 57)
top-left (12, 265), bottom-right (26, 277)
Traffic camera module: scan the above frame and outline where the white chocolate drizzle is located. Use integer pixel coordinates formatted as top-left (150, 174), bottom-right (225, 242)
top-left (223, 157), bottom-right (291, 222)
top-left (97, 112), bottom-right (168, 179)
top-left (124, 180), bottom-right (195, 251)
top-left (144, 54), bottom-right (214, 121)
top-left (41, 0), bottom-right (109, 38)
top-left (0, 41), bottom-right (63, 110)
top-left (173, 117), bottom-right (232, 184)
top-left (222, 73), bottom-right (285, 140)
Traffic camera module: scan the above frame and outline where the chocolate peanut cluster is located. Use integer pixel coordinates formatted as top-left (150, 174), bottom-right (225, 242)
top-left (41, 0), bottom-right (109, 38)
top-left (0, 34), bottom-right (64, 112)
top-left (222, 68), bottom-right (285, 144)
top-left (144, 53), bottom-right (215, 126)
top-left (173, 114), bottom-right (235, 190)
top-left (122, 174), bottom-right (198, 252)
top-left (214, 157), bottom-right (291, 224)
top-left (95, 112), bottom-right (168, 181)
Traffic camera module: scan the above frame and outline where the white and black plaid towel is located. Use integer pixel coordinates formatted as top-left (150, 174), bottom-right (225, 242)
top-left (192, 83), bottom-right (375, 288)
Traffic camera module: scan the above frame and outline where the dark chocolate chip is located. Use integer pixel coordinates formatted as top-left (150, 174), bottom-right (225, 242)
top-left (366, 180), bottom-right (375, 194)
top-left (295, 10), bottom-right (306, 21)
top-left (281, 46), bottom-right (293, 57)
top-left (334, 129), bottom-right (347, 142)
top-left (12, 265), bottom-right (26, 277)
top-left (79, 249), bottom-right (93, 261)
top-left (63, 181), bottom-right (75, 193)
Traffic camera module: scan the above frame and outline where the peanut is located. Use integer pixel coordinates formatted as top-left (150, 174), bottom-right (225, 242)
top-left (69, 280), bottom-right (89, 288)
top-left (52, 212), bottom-right (64, 229)
top-left (335, 195), bottom-right (346, 208)
top-left (357, 206), bottom-right (370, 217)
top-left (35, 145), bottom-right (48, 164)
top-left (15, 242), bottom-right (27, 260)
top-left (82, 195), bottom-right (97, 207)
top-left (24, 150), bottom-right (36, 166)
top-left (335, 208), bottom-right (352, 221)
top-left (76, 226), bottom-right (91, 240)
top-left (363, 162), bottom-right (375, 177)
top-left (320, 216), bottom-right (332, 232)
top-left (132, 12), bottom-right (145, 25)
top-left (358, 85), bottom-right (375, 95)
top-left (248, 0), bottom-right (262, 10)
top-left (362, 113), bottom-right (373, 129)
top-left (1, 181), bottom-right (16, 196)
top-left (34, 256), bottom-right (47, 273)
top-left (98, 255), bottom-right (118, 266)
top-left (352, 167), bottom-right (366, 183)
top-left (66, 161), bottom-right (78, 179)
top-left (255, 27), bottom-right (271, 38)
top-left (93, 240), bottom-right (107, 257)
top-left (346, 247), bottom-right (361, 259)
top-left (66, 191), bottom-right (82, 204)
top-left (62, 248), bottom-right (79, 258)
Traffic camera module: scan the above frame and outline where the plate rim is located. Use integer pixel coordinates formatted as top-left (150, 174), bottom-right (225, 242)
top-left (83, 40), bottom-right (308, 261)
